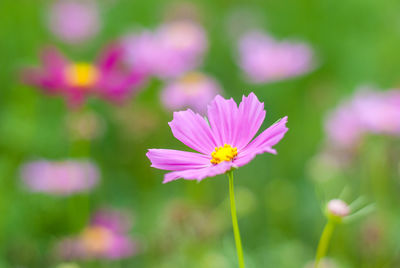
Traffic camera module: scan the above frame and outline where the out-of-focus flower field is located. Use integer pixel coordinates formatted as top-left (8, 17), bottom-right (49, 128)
top-left (1, 0), bottom-right (400, 267)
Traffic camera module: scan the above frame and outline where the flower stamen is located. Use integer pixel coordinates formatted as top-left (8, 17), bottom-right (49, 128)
top-left (210, 144), bottom-right (238, 164)
top-left (65, 62), bottom-right (99, 88)
top-left (81, 226), bottom-right (113, 253)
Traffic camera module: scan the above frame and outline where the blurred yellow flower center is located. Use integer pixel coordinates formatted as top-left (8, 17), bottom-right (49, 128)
top-left (81, 226), bottom-right (113, 253)
top-left (210, 144), bottom-right (238, 164)
top-left (180, 72), bottom-right (204, 84)
top-left (65, 63), bottom-right (99, 88)
top-left (180, 72), bottom-right (205, 94)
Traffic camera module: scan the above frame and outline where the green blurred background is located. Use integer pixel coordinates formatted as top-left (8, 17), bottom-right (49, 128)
top-left (1, 0), bottom-right (400, 267)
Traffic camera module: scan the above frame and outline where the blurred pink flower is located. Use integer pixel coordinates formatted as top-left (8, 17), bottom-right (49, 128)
top-left (57, 209), bottom-right (137, 260)
top-left (22, 45), bottom-right (147, 107)
top-left (122, 20), bottom-right (207, 79)
top-left (237, 31), bottom-right (314, 83)
top-left (353, 90), bottom-right (400, 134)
top-left (48, 0), bottom-right (101, 44)
top-left (20, 159), bottom-right (99, 196)
top-left (90, 208), bottom-right (133, 234)
top-left (47, 0), bottom-right (101, 43)
top-left (325, 87), bottom-right (400, 149)
top-left (146, 93), bottom-right (288, 183)
top-left (160, 72), bottom-right (221, 114)
top-left (122, 31), bottom-right (161, 76)
top-left (325, 100), bottom-right (363, 149)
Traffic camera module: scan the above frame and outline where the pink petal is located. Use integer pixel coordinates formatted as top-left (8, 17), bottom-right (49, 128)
top-left (233, 147), bottom-right (277, 167)
top-left (66, 91), bottom-right (87, 108)
top-left (234, 93), bottom-right (266, 150)
top-left (21, 47), bottom-right (68, 93)
top-left (163, 161), bottom-right (233, 183)
top-left (41, 46), bottom-right (68, 70)
top-left (97, 44), bottom-right (123, 73)
top-left (146, 149), bottom-right (210, 171)
top-left (106, 234), bottom-right (137, 259)
top-left (238, 116), bottom-right (288, 164)
top-left (97, 69), bottom-right (146, 103)
top-left (168, 109), bottom-right (217, 155)
top-left (207, 95), bottom-right (239, 146)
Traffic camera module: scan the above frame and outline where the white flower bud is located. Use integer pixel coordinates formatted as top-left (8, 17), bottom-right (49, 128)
top-left (327, 199), bottom-right (350, 218)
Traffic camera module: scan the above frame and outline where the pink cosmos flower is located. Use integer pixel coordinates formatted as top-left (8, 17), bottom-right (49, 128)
top-left (122, 20), bottom-right (207, 79)
top-left (21, 44), bottom-right (146, 107)
top-left (47, 0), bottom-right (101, 44)
top-left (57, 209), bottom-right (137, 260)
top-left (160, 72), bottom-right (221, 114)
top-left (237, 31), bottom-right (314, 83)
top-left (20, 159), bottom-right (99, 196)
top-left (146, 92), bottom-right (288, 183)
top-left (325, 87), bottom-right (400, 149)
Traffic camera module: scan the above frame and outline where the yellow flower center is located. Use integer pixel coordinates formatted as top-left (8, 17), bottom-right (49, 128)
top-left (179, 72), bottom-right (205, 94)
top-left (65, 63), bottom-right (99, 88)
top-left (180, 72), bottom-right (205, 84)
top-left (210, 144), bottom-right (238, 165)
top-left (81, 226), bottom-right (113, 254)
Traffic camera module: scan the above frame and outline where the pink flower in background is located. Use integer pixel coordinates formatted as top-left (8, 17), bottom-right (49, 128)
top-left (21, 45), bottom-right (147, 107)
top-left (325, 87), bottom-right (400, 149)
top-left (154, 20), bottom-right (207, 78)
top-left (122, 31), bottom-right (161, 75)
top-left (146, 93), bottom-right (288, 183)
top-left (353, 90), bottom-right (400, 135)
top-left (237, 31), bottom-right (314, 83)
top-left (48, 0), bottom-right (101, 44)
top-left (20, 159), bottom-right (99, 196)
top-left (325, 100), bottom-right (363, 149)
top-left (57, 209), bottom-right (137, 260)
top-left (122, 20), bottom-right (207, 79)
top-left (90, 208), bottom-right (133, 234)
top-left (161, 72), bottom-right (221, 114)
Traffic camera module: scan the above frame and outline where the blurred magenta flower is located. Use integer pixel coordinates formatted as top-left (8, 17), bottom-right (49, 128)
top-left (325, 87), bottom-right (400, 149)
top-left (122, 20), bottom-right (207, 79)
top-left (237, 31), bottom-right (314, 83)
top-left (47, 0), bottom-right (101, 44)
top-left (22, 45), bottom-right (146, 107)
top-left (161, 72), bottom-right (221, 114)
top-left (57, 209), bottom-right (137, 260)
top-left (146, 92), bottom-right (288, 183)
top-left (20, 159), bottom-right (99, 196)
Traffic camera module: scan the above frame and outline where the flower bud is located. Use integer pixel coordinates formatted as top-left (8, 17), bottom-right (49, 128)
top-left (327, 199), bottom-right (350, 218)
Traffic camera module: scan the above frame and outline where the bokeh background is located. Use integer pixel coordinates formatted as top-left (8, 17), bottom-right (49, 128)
top-left (1, 0), bottom-right (400, 267)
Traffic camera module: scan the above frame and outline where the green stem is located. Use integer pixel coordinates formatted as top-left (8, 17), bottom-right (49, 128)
top-left (227, 171), bottom-right (245, 268)
top-left (315, 219), bottom-right (336, 268)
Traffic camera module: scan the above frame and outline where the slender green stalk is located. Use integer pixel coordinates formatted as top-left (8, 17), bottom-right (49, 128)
top-left (227, 171), bottom-right (245, 268)
top-left (68, 109), bottom-right (92, 228)
top-left (314, 219), bottom-right (336, 268)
